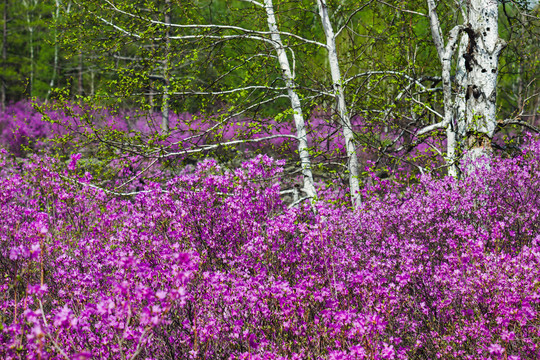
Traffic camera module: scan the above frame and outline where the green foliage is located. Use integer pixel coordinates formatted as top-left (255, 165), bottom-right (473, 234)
top-left (1, 0), bottom-right (539, 182)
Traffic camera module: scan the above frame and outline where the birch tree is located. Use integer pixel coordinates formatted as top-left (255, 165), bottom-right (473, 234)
top-left (61, 0), bottom-right (437, 207)
top-left (316, 0), bottom-right (361, 207)
top-left (363, 0), bottom-right (539, 177)
top-left (260, 0), bottom-right (318, 201)
top-left (161, 0), bottom-right (171, 134)
top-left (424, 0), bottom-right (506, 172)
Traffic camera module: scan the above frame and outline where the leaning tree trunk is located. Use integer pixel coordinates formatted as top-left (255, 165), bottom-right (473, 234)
top-left (449, 35), bottom-right (469, 177)
top-left (426, 0), bottom-right (463, 177)
top-left (316, 0), bottom-right (361, 208)
top-left (263, 0), bottom-right (317, 202)
top-left (462, 0), bottom-right (505, 163)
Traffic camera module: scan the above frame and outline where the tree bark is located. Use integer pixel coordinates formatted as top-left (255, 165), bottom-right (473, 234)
top-left (426, 0), bottom-right (463, 176)
top-left (161, 0), bottom-right (171, 134)
top-left (447, 35), bottom-right (469, 178)
top-left (462, 0), bottom-right (505, 163)
top-left (316, 0), bottom-right (361, 208)
top-left (426, 0), bottom-right (505, 174)
top-left (263, 0), bottom-right (317, 202)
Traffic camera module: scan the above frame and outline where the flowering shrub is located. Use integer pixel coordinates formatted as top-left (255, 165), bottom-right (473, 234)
top-left (1, 104), bottom-right (540, 358)
top-left (0, 101), bottom-right (407, 169)
top-left (1, 145), bottom-right (539, 359)
top-left (0, 151), bottom-right (199, 359)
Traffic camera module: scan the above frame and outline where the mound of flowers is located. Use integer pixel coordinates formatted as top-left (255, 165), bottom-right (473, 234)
top-left (1, 142), bottom-right (539, 359)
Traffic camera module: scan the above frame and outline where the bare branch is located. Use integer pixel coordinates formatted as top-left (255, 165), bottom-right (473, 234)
top-left (416, 119), bottom-right (449, 136)
top-left (37, 300), bottom-right (71, 360)
top-left (172, 85), bottom-right (288, 96)
top-left (162, 134), bottom-right (299, 158)
top-left (114, 158), bottom-right (158, 191)
top-left (173, 94), bottom-right (289, 145)
top-left (335, 0), bottom-right (376, 38)
top-left (60, 174), bottom-right (159, 196)
top-left (409, 96), bottom-right (443, 119)
top-left (101, 0), bottom-right (327, 48)
top-left (238, 0), bottom-right (264, 7)
top-left (378, 0), bottom-right (427, 17)
top-left (499, 119), bottom-right (540, 133)
top-left (344, 71), bottom-right (440, 88)
top-left (288, 196), bottom-right (312, 209)
top-left (128, 329), bottom-right (153, 360)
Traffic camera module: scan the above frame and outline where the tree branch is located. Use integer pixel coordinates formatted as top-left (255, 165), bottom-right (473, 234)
top-left (101, 0), bottom-right (327, 48)
top-left (498, 119), bottom-right (540, 133)
top-left (416, 119), bottom-right (450, 136)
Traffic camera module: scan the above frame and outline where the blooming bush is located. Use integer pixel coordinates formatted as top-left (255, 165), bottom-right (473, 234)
top-left (1, 103), bottom-right (540, 358)
top-left (0, 151), bottom-right (199, 359)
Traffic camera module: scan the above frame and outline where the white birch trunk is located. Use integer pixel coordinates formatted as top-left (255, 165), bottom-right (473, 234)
top-left (427, 0), bottom-right (463, 177)
top-left (449, 35), bottom-right (469, 177)
top-left (263, 0), bottom-right (317, 201)
top-left (316, 0), bottom-right (361, 208)
top-left (462, 0), bottom-right (505, 163)
top-left (427, 0), bottom-right (505, 173)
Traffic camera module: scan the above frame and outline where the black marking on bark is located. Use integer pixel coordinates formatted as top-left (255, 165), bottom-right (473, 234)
top-left (463, 26), bottom-right (477, 73)
top-left (463, 53), bottom-right (474, 72)
top-left (491, 69), bottom-right (496, 73)
top-left (489, 90), bottom-right (496, 102)
top-left (481, 69), bottom-right (487, 73)
top-left (472, 85), bottom-right (481, 99)
top-left (466, 85), bottom-right (472, 100)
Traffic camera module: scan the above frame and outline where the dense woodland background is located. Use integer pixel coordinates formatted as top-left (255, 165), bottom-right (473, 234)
top-left (1, 0), bottom-right (539, 189)
top-left (1, 0), bottom-right (538, 117)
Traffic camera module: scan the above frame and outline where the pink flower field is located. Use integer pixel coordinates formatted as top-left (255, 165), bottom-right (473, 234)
top-left (0, 103), bottom-right (539, 359)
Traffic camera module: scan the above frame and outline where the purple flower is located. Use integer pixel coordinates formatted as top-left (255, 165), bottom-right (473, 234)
top-left (68, 152), bottom-right (82, 171)
top-left (488, 343), bottom-right (505, 357)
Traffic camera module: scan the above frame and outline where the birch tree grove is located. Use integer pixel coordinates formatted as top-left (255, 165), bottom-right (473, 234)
top-left (35, 0), bottom-right (539, 206)
top-left (62, 0), bottom-right (379, 207)
top-left (63, 0), bottom-right (326, 205)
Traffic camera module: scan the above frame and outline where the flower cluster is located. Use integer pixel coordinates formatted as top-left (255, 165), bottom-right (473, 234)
top-left (0, 151), bottom-right (198, 359)
top-left (1, 104), bottom-right (539, 359)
